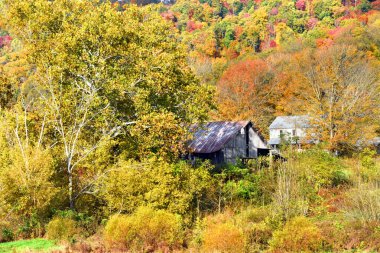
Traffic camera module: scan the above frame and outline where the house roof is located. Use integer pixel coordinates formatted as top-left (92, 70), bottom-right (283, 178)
top-left (269, 115), bottom-right (310, 129)
top-left (188, 121), bottom-right (250, 154)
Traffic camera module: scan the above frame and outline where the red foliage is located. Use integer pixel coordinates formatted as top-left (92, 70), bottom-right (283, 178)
top-left (218, 59), bottom-right (269, 101)
top-left (328, 26), bottom-right (348, 40)
top-left (216, 59), bottom-right (274, 130)
top-left (188, 9), bottom-right (194, 19)
top-left (222, 1), bottom-right (230, 9)
top-left (186, 20), bottom-right (202, 32)
top-left (269, 40), bottom-right (277, 48)
top-left (161, 11), bottom-right (176, 22)
top-left (270, 7), bottom-right (278, 15)
top-left (0, 35), bottom-right (12, 47)
top-left (295, 0), bottom-right (306, 11)
top-left (372, 0), bottom-right (380, 10)
top-left (307, 18), bottom-right (318, 30)
top-left (267, 24), bottom-right (275, 36)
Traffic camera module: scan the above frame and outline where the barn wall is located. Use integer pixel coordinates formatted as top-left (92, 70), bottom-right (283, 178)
top-left (248, 127), bottom-right (267, 158)
top-left (224, 128), bottom-right (247, 164)
top-left (192, 150), bottom-right (224, 165)
top-left (223, 125), bottom-right (268, 162)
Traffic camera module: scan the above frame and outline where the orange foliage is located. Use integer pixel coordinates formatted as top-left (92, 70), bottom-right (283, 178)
top-left (215, 59), bottom-right (277, 133)
top-left (202, 212), bottom-right (244, 253)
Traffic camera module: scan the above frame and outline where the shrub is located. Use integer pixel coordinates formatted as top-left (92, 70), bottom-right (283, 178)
top-left (46, 217), bottom-right (78, 243)
top-left (272, 162), bottom-right (309, 221)
top-left (317, 219), bottom-right (347, 251)
top-left (296, 148), bottom-right (349, 188)
top-left (235, 207), bottom-right (273, 251)
top-left (102, 159), bottom-right (214, 223)
top-left (104, 206), bottom-right (183, 252)
top-left (103, 215), bottom-right (131, 250)
top-left (0, 227), bottom-right (14, 242)
top-left (202, 223), bottom-right (244, 253)
top-left (243, 222), bottom-right (273, 252)
top-left (345, 182), bottom-right (380, 222)
top-left (269, 216), bottom-right (322, 252)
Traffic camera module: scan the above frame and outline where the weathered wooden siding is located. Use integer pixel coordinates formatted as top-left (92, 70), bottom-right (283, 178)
top-left (223, 126), bottom-right (263, 164)
top-left (188, 121), bottom-right (269, 165)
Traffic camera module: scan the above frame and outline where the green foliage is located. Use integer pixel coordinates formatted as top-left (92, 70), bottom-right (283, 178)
top-left (104, 206), bottom-right (183, 252)
top-left (0, 227), bottom-right (14, 243)
top-left (271, 161), bottom-right (309, 222)
top-left (296, 148), bottom-right (350, 189)
top-left (214, 162), bottom-right (276, 207)
top-left (102, 159), bottom-right (214, 222)
top-left (0, 0), bottom-right (379, 249)
top-left (0, 145), bottom-right (56, 218)
top-left (269, 216), bottom-right (323, 252)
top-left (359, 148), bottom-right (379, 182)
top-left (46, 217), bottom-right (78, 243)
top-left (0, 239), bottom-right (61, 253)
top-left (313, 0), bottom-right (341, 20)
top-left (1, 0), bottom-right (214, 210)
top-left (358, 0), bottom-right (371, 13)
top-left (235, 207), bottom-right (273, 251)
top-left (0, 112), bottom-right (56, 238)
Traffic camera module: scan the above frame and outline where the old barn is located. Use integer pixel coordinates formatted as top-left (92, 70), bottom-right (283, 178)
top-left (187, 121), bottom-right (270, 165)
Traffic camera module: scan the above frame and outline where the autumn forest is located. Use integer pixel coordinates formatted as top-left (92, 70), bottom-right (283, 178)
top-left (0, 0), bottom-right (380, 252)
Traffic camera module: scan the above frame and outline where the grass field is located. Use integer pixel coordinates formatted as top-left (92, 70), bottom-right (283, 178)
top-left (0, 239), bottom-right (62, 253)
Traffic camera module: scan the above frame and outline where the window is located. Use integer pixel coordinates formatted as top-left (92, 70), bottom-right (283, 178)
top-left (292, 129), bottom-right (296, 136)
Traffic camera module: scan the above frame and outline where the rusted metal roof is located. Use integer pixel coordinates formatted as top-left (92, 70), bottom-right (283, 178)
top-left (188, 121), bottom-right (250, 154)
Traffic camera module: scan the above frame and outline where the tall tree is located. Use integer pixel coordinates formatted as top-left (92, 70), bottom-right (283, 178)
top-left (1, 0), bottom-right (213, 209)
top-left (215, 59), bottom-right (278, 135)
top-left (295, 45), bottom-right (380, 152)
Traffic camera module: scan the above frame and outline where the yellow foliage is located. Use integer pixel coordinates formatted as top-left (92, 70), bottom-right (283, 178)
top-left (202, 222), bottom-right (244, 253)
top-left (269, 216), bottom-right (323, 253)
top-left (46, 217), bottom-right (78, 243)
top-left (104, 206), bottom-right (183, 252)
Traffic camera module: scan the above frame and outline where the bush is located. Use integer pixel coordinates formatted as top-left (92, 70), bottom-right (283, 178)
top-left (272, 162), bottom-right (309, 221)
top-left (296, 148), bottom-right (349, 188)
top-left (269, 216), bottom-right (322, 252)
top-left (46, 217), bottom-right (78, 243)
top-left (0, 227), bottom-right (14, 242)
top-left (104, 206), bottom-right (183, 252)
top-left (243, 222), bottom-right (273, 252)
top-left (202, 223), bottom-right (244, 253)
top-left (235, 207), bottom-right (273, 251)
top-left (102, 159), bottom-right (214, 223)
top-left (345, 182), bottom-right (380, 222)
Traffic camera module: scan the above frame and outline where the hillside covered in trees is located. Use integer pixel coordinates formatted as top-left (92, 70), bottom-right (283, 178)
top-left (0, 0), bottom-right (380, 252)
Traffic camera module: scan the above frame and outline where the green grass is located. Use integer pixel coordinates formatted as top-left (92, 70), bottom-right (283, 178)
top-left (0, 238), bottom-right (63, 253)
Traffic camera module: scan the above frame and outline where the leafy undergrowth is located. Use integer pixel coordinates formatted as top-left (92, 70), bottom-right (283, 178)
top-left (0, 239), bottom-right (62, 253)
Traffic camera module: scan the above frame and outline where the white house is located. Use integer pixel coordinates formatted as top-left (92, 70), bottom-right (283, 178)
top-left (268, 115), bottom-right (313, 149)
